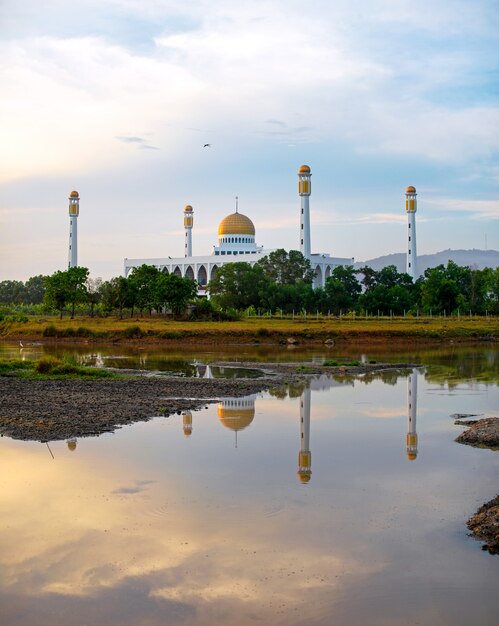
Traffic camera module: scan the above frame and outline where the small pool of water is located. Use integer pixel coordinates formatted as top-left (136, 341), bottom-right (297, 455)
top-left (0, 367), bottom-right (497, 625)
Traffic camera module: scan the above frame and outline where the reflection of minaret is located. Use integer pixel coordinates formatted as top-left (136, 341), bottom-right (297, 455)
top-left (406, 370), bottom-right (418, 461)
top-left (218, 395), bottom-right (256, 447)
top-left (67, 438), bottom-right (77, 451)
top-left (182, 411), bottom-right (193, 437)
top-left (298, 388), bottom-right (312, 483)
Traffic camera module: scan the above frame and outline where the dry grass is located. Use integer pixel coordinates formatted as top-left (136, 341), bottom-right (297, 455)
top-left (1, 314), bottom-right (497, 343)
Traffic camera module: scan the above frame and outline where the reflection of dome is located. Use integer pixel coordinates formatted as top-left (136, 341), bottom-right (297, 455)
top-left (298, 165), bottom-right (311, 174)
top-left (218, 212), bottom-right (255, 236)
top-left (67, 439), bottom-right (77, 451)
top-left (298, 471), bottom-right (311, 483)
top-left (184, 205), bottom-right (193, 212)
top-left (406, 452), bottom-right (417, 461)
top-left (217, 405), bottom-right (255, 431)
top-left (69, 190), bottom-right (79, 198)
top-left (405, 185), bottom-right (416, 194)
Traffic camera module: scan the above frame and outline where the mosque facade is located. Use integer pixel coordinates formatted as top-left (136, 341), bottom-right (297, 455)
top-left (123, 165), bottom-right (354, 291)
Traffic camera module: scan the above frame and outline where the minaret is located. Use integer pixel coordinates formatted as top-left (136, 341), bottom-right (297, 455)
top-left (182, 411), bottom-right (193, 437)
top-left (405, 186), bottom-right (417, 279)
top-left (184, 205), bottom-right (193, 257)
top-left (298, 165), bottom-right (312, 258)
top-left (297, 387), bottom-right (312, 483)
top-left (406, 369), bottom-right (418, 461)
top-left (68, 190), bottom-right (80, 268)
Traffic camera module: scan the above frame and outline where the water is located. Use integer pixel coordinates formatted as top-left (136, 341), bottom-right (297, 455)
top-left (0, 345), bottom-right (498, 625)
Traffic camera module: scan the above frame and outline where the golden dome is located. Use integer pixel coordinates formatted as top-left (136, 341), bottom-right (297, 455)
top-left (69, 190), bottom-right (79, 198)
top-left (406, 452), bottom-right (417, 461)
top-left (405, 185), bottom-right (416, 194)
top-left (298, 165), bottom-right (311, 174)
top-left (67, 439), bottom-right (77, 451)
top-left (217, 405), bottom-right (255, 431)
top-left (184, 205), bottom-right (193, 212)
top-left (218, 212), bottom-right (255, 236)
top-left (183, 430), bottom-right (192, 437)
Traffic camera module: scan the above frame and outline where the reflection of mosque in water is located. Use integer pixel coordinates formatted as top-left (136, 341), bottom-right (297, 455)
top-left (67, 370), bottom-right (420, 472)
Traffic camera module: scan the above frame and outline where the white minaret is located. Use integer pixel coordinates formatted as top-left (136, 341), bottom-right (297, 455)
top-left (184, 204), bottom-right (193, 257)
top-left (406, 369), bottom-right (418, 461)
top-left (405, 186), bottom-right (417, 279)
top-left (68, 190), bottom-right (80, 268)
top-left (298, 165), bottom-right (312, 258)
top-left (297, 387), bottom-right (312, 483)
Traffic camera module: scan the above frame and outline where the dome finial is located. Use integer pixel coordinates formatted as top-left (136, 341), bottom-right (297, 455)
top-left (235, 196), bottom-right (239, 213)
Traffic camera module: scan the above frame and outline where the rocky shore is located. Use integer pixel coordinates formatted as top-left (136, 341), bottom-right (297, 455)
top-left (455, 417), bottom-right (499, 554)
top-left (0, 361), bottom-right (413, 442)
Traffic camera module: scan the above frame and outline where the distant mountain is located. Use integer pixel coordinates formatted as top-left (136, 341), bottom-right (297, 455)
top-left (354, 249), bottom-right (499, 274)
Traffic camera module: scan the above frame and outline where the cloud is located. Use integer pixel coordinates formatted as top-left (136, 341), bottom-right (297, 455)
top-left (116, 135), bottom-right (159, 150)
top-left (427, 198), bottom-right (499, 220)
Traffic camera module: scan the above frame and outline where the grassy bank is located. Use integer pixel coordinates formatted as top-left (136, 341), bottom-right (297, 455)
top-left (0, 356), bottom-right (118, 380)
top-left (0, 315), bottom-right (497, 344)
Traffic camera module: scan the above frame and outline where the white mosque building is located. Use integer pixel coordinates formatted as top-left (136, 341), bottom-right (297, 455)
top-left (123, 165), bottom-right (354, 291)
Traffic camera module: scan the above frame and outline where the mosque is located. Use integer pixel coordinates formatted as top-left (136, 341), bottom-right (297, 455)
top-left (123, 165), bottom-right (354, 290)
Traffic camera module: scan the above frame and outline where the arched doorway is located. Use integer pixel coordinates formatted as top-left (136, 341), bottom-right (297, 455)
top-left (314, 265), bottom-right (323, 289)
top-left (197, 265), bottom-right (207, 286)
top-left (185, 266), bottom-right (195, 281)
top-left (173, 266), bottom-right (182, 277)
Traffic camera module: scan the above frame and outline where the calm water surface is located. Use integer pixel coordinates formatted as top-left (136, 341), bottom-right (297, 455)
top-left (0, 344), bottom-right (498, 625)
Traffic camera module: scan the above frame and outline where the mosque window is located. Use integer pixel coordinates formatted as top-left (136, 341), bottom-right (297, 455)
top-left (301, 208), bottom-right (303, 214)
top-left (221, 251), bottom-right (225, 255)
top-left (408, 250), bottom-right (411, 254)
top-left (408, 262), bottom-right (411, 267)
top-left (227, 251), bottom-right (232, 255)
top-left (408, 223), bottom-right (411, 228)
top-left (409, 236), bottom-right (411, 241)
top-left (301, 224), bottom-right (303, 229)
top-left (215, 251), bottom-right (219, 255)
top-left (301, 239), bottom-right (303, 245)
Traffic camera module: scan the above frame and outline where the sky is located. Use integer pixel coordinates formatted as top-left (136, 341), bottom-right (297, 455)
top-left (1, 0), bottom-right (498, 281)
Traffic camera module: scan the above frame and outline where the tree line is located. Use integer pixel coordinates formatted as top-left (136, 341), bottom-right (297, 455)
top-left (0, 250), bottom-right (497, 319)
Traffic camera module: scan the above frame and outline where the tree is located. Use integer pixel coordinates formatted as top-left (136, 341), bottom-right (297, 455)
top-left (208, 263), bottom-right (269, 310)
top-left (420, 262), bottom-right (470, 314)
top-left (257, 249), bottom-right (314, 285)
top-left (128, 265), bottom-right (160, 316)
top-left (324, 266), bottom-right (361, 314)
top-left (43, 267), bottom-right (89, 319)
top-left (0, 280), bottom-right (26, 305)
top-left (155, 273), bottom-right (197, 317)
top-left (24, 275), bottom-right (46, 304)
top-left (86, 277), bottom-right (102, 317)
top-left (100, 276), bottom-right (134, 318)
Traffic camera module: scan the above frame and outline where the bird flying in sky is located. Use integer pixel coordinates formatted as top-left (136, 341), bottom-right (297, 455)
top-left (203, 143), bottom-right (211, 147)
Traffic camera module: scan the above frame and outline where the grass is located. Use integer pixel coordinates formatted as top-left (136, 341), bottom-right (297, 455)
top-left (323, 360), bottom-right (361, 367)
top-left (0, 314), bottom-right (497, 343)
top-left (0, 356), bottom-right (118, 380)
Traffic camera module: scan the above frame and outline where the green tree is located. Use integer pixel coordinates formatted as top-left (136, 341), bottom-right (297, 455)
top-left (0, 280), bottom-right (26, 305)
top-left (24, 275), bottom-right (46, 304)
top-left (100, 276), bottom-right (134, 318)
top-left (44, 267), bottom-right (89, 319)
top-left (208, 263), bottom-right (269, 310)
top-left (155, 273), bottom-right (197, 317)
top-left (257, 249), bottom-right (314, 284)
top-left (324, 265), bottom-right (361, 314)
top-left (86, 277), bottom-right (102, 317)
top-left (128, 265), bottom-right (160, 316)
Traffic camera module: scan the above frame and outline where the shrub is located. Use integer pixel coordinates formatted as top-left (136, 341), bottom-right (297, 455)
top-left (122, 325), bottom-right (143, 339)
top-left (43, 324), bottom-right (58, 337)
top-left (35, 356), bottom-right (62, 373)
top-left (255, 327), bottom-right (270, 337)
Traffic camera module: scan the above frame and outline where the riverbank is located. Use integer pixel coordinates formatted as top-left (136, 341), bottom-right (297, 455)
top-left (1, 315), bottom-right (497, 345)
top-left (0, 361), bottom-right (413, 442)
top-left (455, 417), bottom-right (499, 555)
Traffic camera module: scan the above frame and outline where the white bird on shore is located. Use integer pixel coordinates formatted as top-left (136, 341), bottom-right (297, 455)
top-left (19, 340), bottom-right (23, 348)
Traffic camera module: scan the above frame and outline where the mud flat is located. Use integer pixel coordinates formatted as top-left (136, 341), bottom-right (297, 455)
top-left (0, 362), bottom-right (414, 442)
top-left (455, 417), bottom-right (499, 554)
